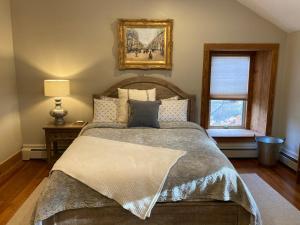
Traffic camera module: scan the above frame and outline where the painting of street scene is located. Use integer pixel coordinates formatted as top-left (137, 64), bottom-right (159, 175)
top-left (118, 19), bottom-right (172, 69)
top-left (125, 28), bottom-right (165, 62)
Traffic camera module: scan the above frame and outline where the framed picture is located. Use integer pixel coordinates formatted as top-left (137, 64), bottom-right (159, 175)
top-left (118, 19), bottom-right (173, 70)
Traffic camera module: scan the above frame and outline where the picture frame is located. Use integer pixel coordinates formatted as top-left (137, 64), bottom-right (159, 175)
top-left (118, 19), bottom-right (173, 70)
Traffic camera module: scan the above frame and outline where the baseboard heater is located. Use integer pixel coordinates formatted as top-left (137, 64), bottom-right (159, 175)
top-left (22, 144), bottom-right (298, 171)
top-left (22, 145), bottom-right (47, 160)
top-left (280, 151), bottom-right (298, 171)
top-left (219, 142), bottom-right (258, 158)
top-left (219, 143), bottom-right (298, 171)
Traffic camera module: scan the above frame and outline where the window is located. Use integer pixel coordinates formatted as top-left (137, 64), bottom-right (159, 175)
top-left (209, 100), bottom-right (246, 127)
top-left (201, 44), bottom-right (279, 137)
top-left (209, 55), bottom-right (251, 128)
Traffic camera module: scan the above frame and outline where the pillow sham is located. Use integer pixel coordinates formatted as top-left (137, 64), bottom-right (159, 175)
top-left (118, 88), bottom-right (156, 123)
top-left (93, 98), bottom-right (118, 123)
top-left (163, 96), bottom-right (179, 100)
top-left (101, 96), bottom-right (118, 101)
top-left (158, 99), bottom-right (188, 122)
top-left (128, 100), bottom-right (161, 128)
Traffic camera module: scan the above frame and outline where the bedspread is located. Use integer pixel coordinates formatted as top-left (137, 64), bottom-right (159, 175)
top-left (34, 122), bottom-right (261, 225)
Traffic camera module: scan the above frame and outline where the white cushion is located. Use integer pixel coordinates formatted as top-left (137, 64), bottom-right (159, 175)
top-left (101, 96), bottom-right (118, 101)
top-left (118, 88), bottom-right (156, 123)
top-left (163, 96), bottom-right (179, 100)
top-left (158, 99), bottom-right (188, 122)
top-left (93, 99), bottom-right (118, 123)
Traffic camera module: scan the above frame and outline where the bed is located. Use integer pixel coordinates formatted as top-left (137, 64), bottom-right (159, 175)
top-left (34, 77), bottom-right (261, 225)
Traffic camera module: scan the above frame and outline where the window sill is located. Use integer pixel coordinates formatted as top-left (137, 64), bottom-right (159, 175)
top-left (206, 128), bottom-right (264, 142)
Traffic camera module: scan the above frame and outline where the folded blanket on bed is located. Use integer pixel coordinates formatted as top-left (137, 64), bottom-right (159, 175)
top-left (51, 135), bottom-right (186, 219)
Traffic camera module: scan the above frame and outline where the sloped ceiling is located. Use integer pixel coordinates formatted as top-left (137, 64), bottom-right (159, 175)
top-left (237, 0), bottom-right (300, 32)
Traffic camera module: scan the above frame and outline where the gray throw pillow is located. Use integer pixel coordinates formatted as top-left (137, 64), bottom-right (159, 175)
top-left (128, 100), bottom-right (161, 128)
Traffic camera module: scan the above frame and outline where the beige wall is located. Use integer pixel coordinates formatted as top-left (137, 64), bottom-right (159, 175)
top-left (10, 0), bottom-right (287, 144)
top-left (0, 0), bottom-right (22, 163)
top-left (281, 31), bottom-right (300, 159)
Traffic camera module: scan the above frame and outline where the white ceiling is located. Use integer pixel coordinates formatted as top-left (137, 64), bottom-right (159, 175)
top-left (237, 0), bottom-right (300, 32)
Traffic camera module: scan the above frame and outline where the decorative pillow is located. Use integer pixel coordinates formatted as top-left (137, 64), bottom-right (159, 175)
top-left (101, 96), bottom-right (118, 101)
top-left (128, 100), bottom-right (161, 128)
top-left (93, 99), bottom-right (118, 123)
top-left (118, 88), bottom-right (156, 123)
top-left (163, 96), bottom-right (179, 100)
top-left (158, 99), bottom-right (188, 122)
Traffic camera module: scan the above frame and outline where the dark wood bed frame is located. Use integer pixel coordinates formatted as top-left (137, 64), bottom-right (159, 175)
top-left (90, 76), bottom-right (251, 225)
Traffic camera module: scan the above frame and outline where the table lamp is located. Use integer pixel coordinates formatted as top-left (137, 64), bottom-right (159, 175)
top-left (44, 80), bottom-right (70, 125)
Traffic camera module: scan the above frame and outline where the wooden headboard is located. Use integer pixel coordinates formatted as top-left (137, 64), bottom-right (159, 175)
top-left (93, 76), bottom-right (196, 122)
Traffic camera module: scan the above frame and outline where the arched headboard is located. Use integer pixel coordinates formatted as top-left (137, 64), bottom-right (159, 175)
top-left (93, 76), bottom-right (196, 122)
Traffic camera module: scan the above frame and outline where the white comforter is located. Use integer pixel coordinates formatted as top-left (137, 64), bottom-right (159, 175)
top-left (52, 136), bottom-right (186, 219)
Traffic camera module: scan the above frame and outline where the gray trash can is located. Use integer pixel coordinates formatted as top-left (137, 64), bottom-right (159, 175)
top-left (255, 136), bottom-right (285, 166)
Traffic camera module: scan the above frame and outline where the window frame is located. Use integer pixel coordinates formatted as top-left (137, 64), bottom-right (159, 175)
top-left (203, 51), bottom-right (255, 130)
top-left (201, 43), bottom-right (279, 138)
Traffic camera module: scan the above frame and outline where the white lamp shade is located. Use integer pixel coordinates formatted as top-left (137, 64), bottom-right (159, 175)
top-left (44, 80), bottom-right (70, 97)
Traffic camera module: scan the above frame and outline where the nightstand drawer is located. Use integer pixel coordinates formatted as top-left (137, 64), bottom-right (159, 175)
top-left (46, 131), bottom-right (79, 140)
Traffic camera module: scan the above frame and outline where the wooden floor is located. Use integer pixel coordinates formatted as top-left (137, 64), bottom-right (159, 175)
top-left (0, 159), bottom-right (299, 225)
top-left (0, 160), bottom-right (49, 225)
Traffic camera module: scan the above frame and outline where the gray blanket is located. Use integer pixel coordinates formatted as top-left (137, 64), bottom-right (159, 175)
top-left (34, 122), bottom-right (261, 225)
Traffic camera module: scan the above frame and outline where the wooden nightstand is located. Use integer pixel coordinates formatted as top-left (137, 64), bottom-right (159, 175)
top-left (43, 122), bottom-right (87, 164)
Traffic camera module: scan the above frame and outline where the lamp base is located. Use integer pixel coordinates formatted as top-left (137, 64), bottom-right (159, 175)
top-left (50, 98), bottom-right (68, 125)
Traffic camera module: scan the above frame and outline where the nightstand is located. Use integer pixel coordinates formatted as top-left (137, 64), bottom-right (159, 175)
top-left (43, 122), bottom-right (87, 164)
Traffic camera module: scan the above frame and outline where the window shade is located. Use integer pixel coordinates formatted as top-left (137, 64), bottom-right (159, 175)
top-left (210, 56), bottom-right (250, 99)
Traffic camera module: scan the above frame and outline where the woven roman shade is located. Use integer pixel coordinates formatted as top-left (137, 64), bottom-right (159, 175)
top-left (210, 56), bottom-right (250, 99)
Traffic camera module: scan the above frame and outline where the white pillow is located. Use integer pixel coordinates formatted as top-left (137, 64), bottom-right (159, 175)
top-left (163, 96), bottom-right (179, 100)
top-left (158, 99), bottom-right (188, 122)
top-left (93, 98), bottom-right (118, 123)
top-left (118, 88), bottom-right (156, 123)
top-left (101, 96), bottom-right (118, 101)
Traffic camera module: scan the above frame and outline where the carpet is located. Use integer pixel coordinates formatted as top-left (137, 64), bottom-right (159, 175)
top-left (6, 174), bottom-right (300, 225)
top-left (241, 173), bottom-right (300, 225)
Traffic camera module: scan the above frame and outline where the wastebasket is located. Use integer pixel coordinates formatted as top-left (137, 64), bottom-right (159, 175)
top-left (255, 136), bottom-right (285, 166)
